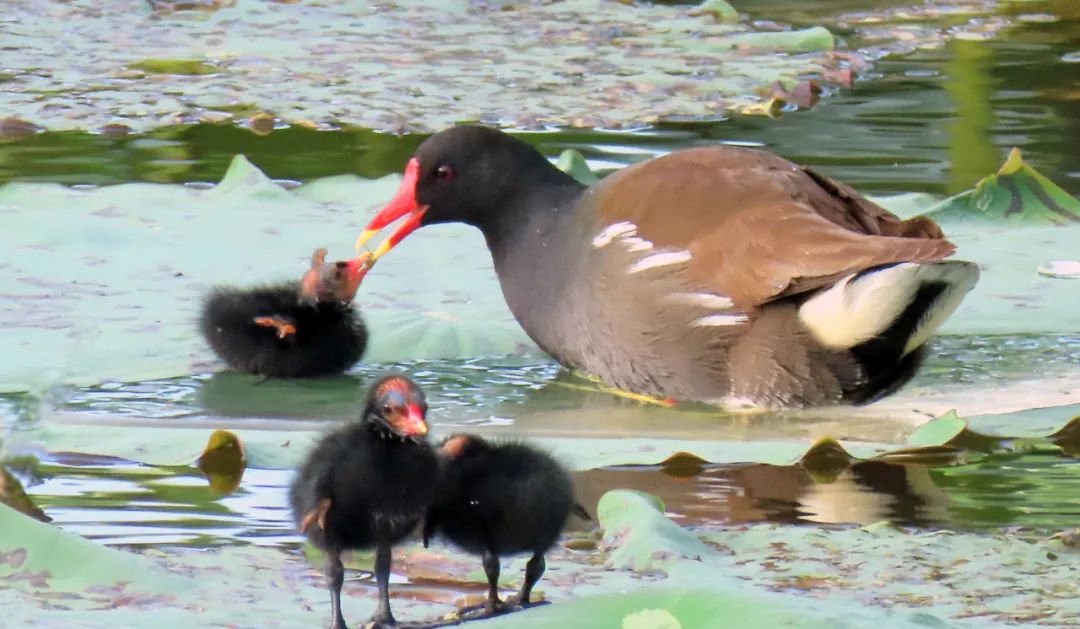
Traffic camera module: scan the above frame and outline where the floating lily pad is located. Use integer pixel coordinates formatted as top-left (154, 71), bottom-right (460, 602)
top-left (0, 155), bottom-right (526, 392)
top-left (0, 0), bottom-right (858, 132)
top-left (128, 59), bottom-right (221, 76)
top-left (22, 486), bottom-right (1074, 628)
top-left (0, 503), bottom-right (191, 599)
top-left (14, 403), bottom-right (1080, 476)
top-left (0, 0), bottom-right (1024, 133)
top-left (925, 148), bottom-right (1080, 224)
top-left (718, 27), bottom-right (836, 53)
top-left (1, 489), bottom-right (985, 629)
top-left (689, 0), bottom-right (739, 22)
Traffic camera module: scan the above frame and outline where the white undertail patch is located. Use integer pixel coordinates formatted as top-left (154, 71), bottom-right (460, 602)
top-left (798, 261), bottom-right (979, 352)
top-left (902, 262), bottom-right (980, 354)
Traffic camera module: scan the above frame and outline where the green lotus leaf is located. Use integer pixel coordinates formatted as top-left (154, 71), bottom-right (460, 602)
top-left (717, 27), bottom-right (836, 53)
top-left (128, 59), bottom-right (221, 76)
top-left (0, 504), bottom-right (191, 599)
top-left (906, 411), bottom-right (967, 447)
top-left (690, 0), bottom-right (739, 22)
top-left (556, 149), bottom-right (600, 186)
top-left (925, 148), bottom-right (1080, 224)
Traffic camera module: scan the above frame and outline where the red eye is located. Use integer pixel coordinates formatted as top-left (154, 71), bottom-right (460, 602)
top-left (435, 165), bottom-right (454, 181)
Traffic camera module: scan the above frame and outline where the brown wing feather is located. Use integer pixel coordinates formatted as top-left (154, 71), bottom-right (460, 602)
top-left (587, 146), bottom-right (955, 309)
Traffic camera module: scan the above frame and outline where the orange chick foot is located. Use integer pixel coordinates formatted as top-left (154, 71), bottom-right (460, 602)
top-left (253, 316), bottom-right (297, 339)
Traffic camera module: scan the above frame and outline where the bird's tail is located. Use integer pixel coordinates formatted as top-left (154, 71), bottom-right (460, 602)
top-left (798, 260), bottom-right (980, 355)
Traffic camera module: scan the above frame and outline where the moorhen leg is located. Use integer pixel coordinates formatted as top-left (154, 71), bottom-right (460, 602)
top-left (325, 550), bottom-right (348, 629)
top-left (517, 551), bottom-right (545, 606)
top-left (482, 549), bottom-right (507, 615)
top-left (369, 543), bottom-right (396, 628)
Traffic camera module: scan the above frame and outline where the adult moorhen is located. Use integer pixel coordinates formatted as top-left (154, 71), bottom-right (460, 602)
top-left (355, 126), bottom-right (979, 407)
top-left (422, 434), bottom-right (588, 615)
top-left (200, 249), bottom-right (372, 378)
top-left (289, 375), bottom-right (439, 629)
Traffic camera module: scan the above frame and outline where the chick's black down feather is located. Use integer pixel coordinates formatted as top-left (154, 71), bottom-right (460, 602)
top-left (200, 282), bottom-right (366, 378)
top-left (425, 438), bottom-right (576, 556)
top-left (289, 420), bottom-right (438, 551)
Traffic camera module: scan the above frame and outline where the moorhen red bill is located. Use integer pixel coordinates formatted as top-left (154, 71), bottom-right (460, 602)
top-left (200, 249), bottom-right (372, 378)
top-left (356, 126), bottom-right (979, 407)
top-left (289, 374), bottom-right (438, 629)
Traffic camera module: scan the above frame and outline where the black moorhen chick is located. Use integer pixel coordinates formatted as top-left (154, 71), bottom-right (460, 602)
top-left (200, 248), bottom-right (372, 378)
top-left (290, 375), bottom-right (439, 629)
top-left (354, 125), bottom-right (980, 407)
top-left (422, 434), bottom-right (588, 615)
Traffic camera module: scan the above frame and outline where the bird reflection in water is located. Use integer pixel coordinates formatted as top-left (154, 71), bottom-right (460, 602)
top-left (572, 456), bottom-right (952, 528)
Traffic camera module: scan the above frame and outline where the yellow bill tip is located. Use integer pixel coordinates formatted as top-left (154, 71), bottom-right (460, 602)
top-left (355, 229), bottom-right (378, 251)
top-left (372, 239), bottom-right (393, 261)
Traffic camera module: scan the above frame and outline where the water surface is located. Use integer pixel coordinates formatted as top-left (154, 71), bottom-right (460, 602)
top-left (2, 0), bottom-right (1079, 549)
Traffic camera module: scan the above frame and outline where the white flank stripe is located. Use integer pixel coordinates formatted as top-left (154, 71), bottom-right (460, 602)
top-left (667, 292), bottom-right (735, 310)
top-left (592, 221), bottom-right (637, 248)
top-left (691, 314), bottom-right (748, 327)
top-left (622, 237), bottom-right (654, 252)
top-left (627, 250), bottom-right (692, 274)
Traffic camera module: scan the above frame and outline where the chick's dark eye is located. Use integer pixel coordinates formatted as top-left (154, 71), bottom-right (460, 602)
top-left (435, 165), bottom-right (454, 181)
top-left (381, 404), bottom-right (393, 415)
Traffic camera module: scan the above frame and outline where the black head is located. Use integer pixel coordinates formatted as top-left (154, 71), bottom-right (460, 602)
top-left (412, 126), bottom-right (557, 227)
top-left (363, 375), bottom-right (430, 441)
top-left (355, 125), bottom-right (581, 260)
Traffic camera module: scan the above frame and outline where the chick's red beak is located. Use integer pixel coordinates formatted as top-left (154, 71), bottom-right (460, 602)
top-left (356, 158), bottom-right (428, 261)
top-left (339, 254), bottom-right (374, 301)
top-left (398, 403), bottom-right (428, 437)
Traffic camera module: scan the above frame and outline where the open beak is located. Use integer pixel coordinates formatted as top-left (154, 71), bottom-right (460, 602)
top-left (297, 251), bottom-right (374, 304)
top-left (339, 253), bottom-right (374, 301)
top-left (356, 158), bottom-right (428, 261)
top-left (398, 403), bottom-right (429, 438)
